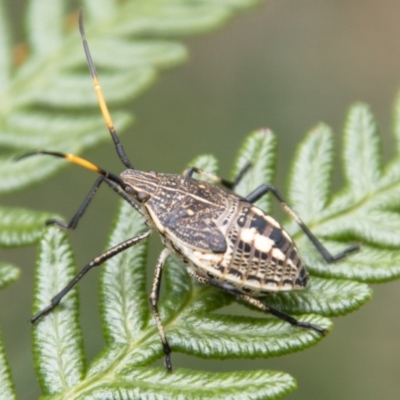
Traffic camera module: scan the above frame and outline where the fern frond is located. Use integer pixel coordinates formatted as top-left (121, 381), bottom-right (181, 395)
top-left (30, 117), bottom-right (400, 398)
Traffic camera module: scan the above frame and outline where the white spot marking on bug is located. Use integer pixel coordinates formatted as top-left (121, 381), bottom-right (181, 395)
top-left (240, 228), bottom-right (256, 243)
top-left (251, 207), bottom-right (264, 216)
top-left (281, 282), bottom-right (295, 289)
top-left (271, 247), bottom-right (286, 260)
top-left (193, 251), bottom-right (223, 264)
top-left (246, 278), bottom-right (261, 288)
top-left (254, 234), bottom-right (274, 252)
top-left (187, 209), bottom-right (194, 216)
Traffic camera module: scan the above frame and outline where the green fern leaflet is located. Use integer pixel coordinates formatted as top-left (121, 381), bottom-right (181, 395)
top-left (30, 117), bottom-right (400, 398)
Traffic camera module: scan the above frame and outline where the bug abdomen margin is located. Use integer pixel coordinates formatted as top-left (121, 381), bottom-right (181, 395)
top-left (216, 202), bottom-right (309, 295)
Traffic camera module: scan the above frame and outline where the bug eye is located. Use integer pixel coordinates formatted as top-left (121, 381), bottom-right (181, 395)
top-left (125, 186), bottom-right (134, 195)
top-left (137, 192), bottom-right (149, 202)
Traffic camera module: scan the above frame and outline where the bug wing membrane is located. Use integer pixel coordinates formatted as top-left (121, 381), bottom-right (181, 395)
top-left (165, 206), bottom-right (227, 252)
top-left (143, 175), bottom-right (227, 253)
top-left (221, 203), bottom-right (309, 294)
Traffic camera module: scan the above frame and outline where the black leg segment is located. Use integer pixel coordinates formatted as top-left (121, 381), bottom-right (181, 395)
top-left (244, 297), bottom-right (326, 334)
top-left (46, 175), bottom-right (145, 231)
top-left (189, 272), bottom-right (326, 334)
top-left (46, 176), bottom-right (105, 230)
top-left (183, 161), bottom-right (251, 190)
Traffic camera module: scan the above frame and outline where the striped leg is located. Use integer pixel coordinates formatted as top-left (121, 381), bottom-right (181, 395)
top-left (149, 248), bottom-right (173, 372)
top-left (31, 230), bottom-right (151, 323)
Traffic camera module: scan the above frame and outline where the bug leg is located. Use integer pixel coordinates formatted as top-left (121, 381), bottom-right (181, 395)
top-left (183, 161), bottom-right (251, 190)
top-left (229, 161), bottom-right (252, 188)
top-left (31, 230), bottom-right (151, 323)
top-left (149, 248), bottom-right (173, 372)
top-left (190, 273), bottom-right (326, 334)
top-left (246, 184), bottom-right (359, 262)
top-left (46, 176), bottom-right (105, 229)
top-left (236, 293), bottom-right (326, 334)
top-left (46, 175), bottom-right (144, 231)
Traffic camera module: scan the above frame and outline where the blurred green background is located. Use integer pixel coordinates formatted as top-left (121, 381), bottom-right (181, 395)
top-left (1, 0), bottom-right (400, 399)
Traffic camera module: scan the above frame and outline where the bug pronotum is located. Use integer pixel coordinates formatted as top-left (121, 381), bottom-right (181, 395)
top-left (18, 9), bottom-right (359, 372)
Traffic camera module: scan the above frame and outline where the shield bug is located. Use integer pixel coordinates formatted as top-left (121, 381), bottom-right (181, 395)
top-left (18, 10), bottom-right (359, 372)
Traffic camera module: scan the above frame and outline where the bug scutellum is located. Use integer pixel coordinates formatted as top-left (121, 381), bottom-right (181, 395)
top-left (17, 9), bottom-right (359, 372)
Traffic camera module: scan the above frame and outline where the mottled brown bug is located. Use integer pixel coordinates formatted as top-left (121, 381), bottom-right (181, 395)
top-left (18, 10), bottom-right (359, 372)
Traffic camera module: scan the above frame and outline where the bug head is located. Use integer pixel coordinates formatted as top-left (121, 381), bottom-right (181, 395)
top-left (120, 169), bottom-right (159, 203)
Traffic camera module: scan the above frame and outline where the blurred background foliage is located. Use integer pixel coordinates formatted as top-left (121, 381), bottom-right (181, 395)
top-left (1, 0), bottom-right (400, 399)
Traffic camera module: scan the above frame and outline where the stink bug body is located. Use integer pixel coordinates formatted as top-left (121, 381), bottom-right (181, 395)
top-left (18, 10), bottom-right (359, 372)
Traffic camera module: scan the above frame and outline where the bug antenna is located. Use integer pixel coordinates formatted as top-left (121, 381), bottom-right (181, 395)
top-left (78, 9), bottom-right (134, 170)
top-left (15, 150), bottom-right (126, 187)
